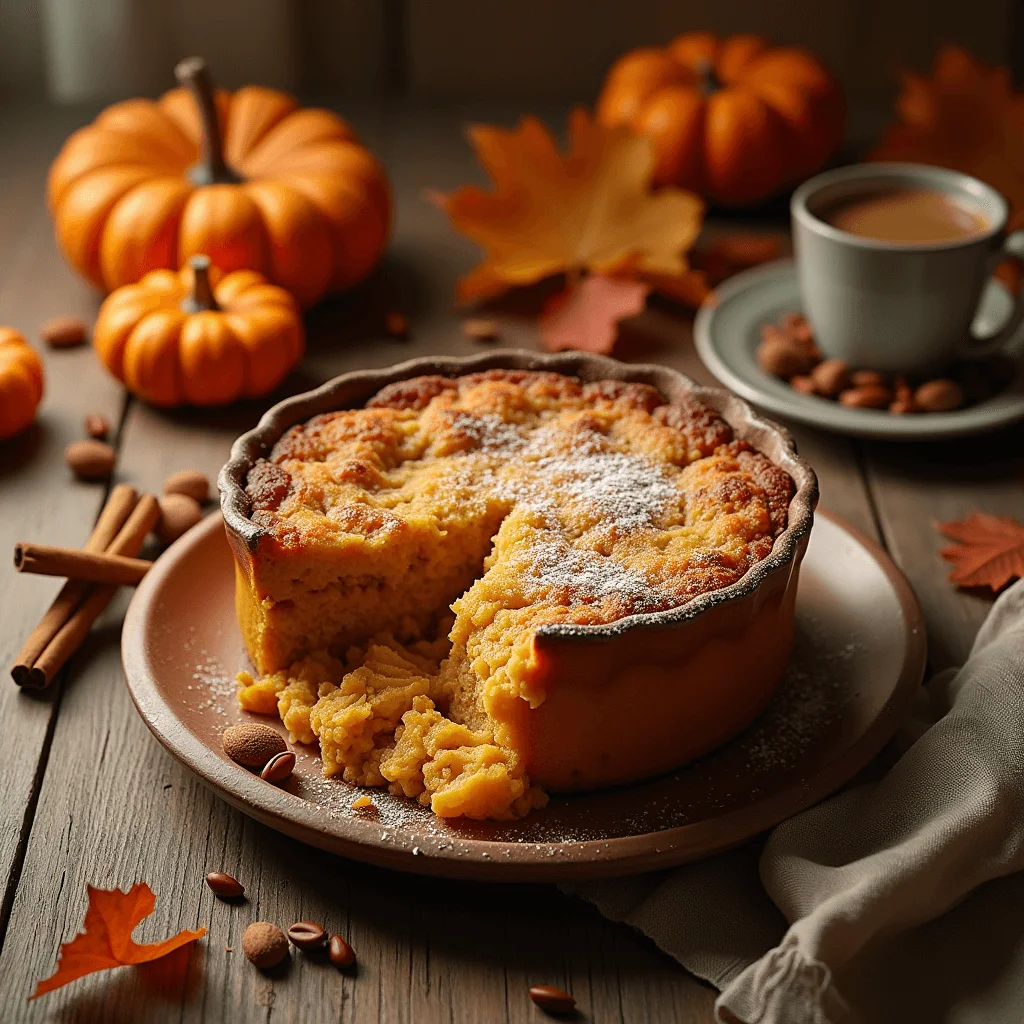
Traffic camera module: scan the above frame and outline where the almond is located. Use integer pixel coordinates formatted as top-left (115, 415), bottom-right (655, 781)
top-left (529, 985), bottom-right (576, 1014)
top-left (242, 922), bottom-right (289, 970)
top-left (851, 369), bottom-right (886, 388)
top-left (157, 494), bottom-right (202, 544)
top-left (789, 375), bottom-right (816, 394)
top-left (65, 440), bottom-right (115, 481)
top-left (329, 934), bottom-right (357, 969)
top-left (84, 413), bottom-right (110, 440)
top-left (40, 315), bottom-right (87, 349)
top-left (757, 337), bottom-right (816, 378)
top-left (462, 318), bottom-right (500, 342)
top-left (384, 311), bottom-right (409, 338)
top-left (222, 723), bottom-right (287, 768)
top-left (838, 385), bottom-right (892, 409)
top-left (206, 872), bottom-right (245, 899)
top-left (163, 469), bottom-right (210, 503)
top-left (914, 378), bottom-right (964, 412)
top-left (810, 359), bottom-right (850, 397)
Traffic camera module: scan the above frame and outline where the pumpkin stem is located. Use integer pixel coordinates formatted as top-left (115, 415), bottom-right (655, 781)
top-left (184, 255), bottom-right (220, 313)
top-left (175, 57), bottom-right (241, 186)
top-left (695, 58), bottom-right (721, 96)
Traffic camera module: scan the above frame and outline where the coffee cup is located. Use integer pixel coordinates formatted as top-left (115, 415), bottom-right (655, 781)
top-left (791, 163), bottom-right (1024, 375)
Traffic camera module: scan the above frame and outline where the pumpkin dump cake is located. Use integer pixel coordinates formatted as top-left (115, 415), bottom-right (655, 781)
top-left (233, 369), bottom-right (794, 820)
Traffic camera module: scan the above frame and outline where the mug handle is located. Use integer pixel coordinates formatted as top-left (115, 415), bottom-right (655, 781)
top-left (957, 229), bottom-right (1024, 359)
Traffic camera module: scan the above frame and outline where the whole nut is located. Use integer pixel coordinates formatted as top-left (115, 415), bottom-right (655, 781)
top-left (329, 934), bottom-right (357, 969)
top-left (914, 378), bottom-right (964, 412)
top-left (222, 723), bottom-right (287, 768)
top-left (788, 375), bottom-right (816, 394)
top-left (157, 493), bottom-right (203, 544)
top-left (40, 315), bottom-right (87, 348)
top-left (242, 922), bottom-right (289, 970)
top-left (287, 921), bottom-right (328, 950)
top-left (757, 337), bottom-right (816, 378)
top-left (462, 318), bottom-right (500, 342)
top-left (84, 413), bottom-right (110, 440)
top-left (65, 440), bottom-right (116, 481)
top-left (261, 750), bottom-right (296, 783)
top-left (851, 369), bottom-right (886, 388)
top-left (838, 385), bottom-right (892, 409)
top-left (810, 359), bottom-right (850, 397)
top-left (384, 311), bottom-right (409, 338)
top-left (163, 469), bottom-right (210, 503)
top-left (529, 985), bottom-right (576, 1015)
top-left (205, 871), bottom-right (244, 899)
top-left (889, 399), bottom-right (917, 415)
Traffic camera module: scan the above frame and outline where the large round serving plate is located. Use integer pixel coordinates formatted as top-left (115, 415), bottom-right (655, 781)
top-left (122, 510), bottom-right (925, 882)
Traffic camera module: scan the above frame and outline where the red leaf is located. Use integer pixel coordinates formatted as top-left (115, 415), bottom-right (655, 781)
top-left (30, 883), bottom-right (206, 1000)
top-left (538, 276), bottom-right (650, 354)
top-left (935, 512), bottom-right (1024, 591)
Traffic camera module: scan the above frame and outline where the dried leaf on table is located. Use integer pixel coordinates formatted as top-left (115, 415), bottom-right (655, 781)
top-left (870, 46), bottom-right (1024, 229)
top-left (538, 276), bottom-right (651, 354)
top-left (30, 883), bottom-right (206, 1000)
top-left (935, 511), bottom-right (1024, 592)
top-left (437, 109), bottom-right (704, 306)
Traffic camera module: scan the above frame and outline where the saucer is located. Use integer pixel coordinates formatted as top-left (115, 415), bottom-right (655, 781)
top-left (694, 260), bottom-right (1024, 440)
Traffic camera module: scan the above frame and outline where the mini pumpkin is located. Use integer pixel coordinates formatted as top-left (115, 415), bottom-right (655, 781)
top-left (597, 32), bottom-right (845, 205)
top-left (48, 57), bottom-right (391, 308)
top-left (0, 328), bottom-right (44, 440)
top-left (93, 255), bottom-right (303, 407)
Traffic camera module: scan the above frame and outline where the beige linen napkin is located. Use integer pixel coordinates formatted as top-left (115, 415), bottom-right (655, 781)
top-left (565, 578), bottom-right (1024, 1023)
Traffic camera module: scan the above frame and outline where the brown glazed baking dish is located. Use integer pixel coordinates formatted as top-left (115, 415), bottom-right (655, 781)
top-left (219, 350), bottom-right (818, 792)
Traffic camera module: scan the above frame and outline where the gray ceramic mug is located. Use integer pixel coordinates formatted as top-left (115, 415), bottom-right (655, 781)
top-left (792, 163), bottom-right (1024, 375)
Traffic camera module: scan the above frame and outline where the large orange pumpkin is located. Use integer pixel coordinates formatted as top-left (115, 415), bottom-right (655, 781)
top-left (93, 255), bottom-right (304, 407)
top-left (0, 328), bottom-right (44, 440)
top-left (48, 57), bottom-right (391, 308)
top-left (597, 32), bottom-right (845, 205)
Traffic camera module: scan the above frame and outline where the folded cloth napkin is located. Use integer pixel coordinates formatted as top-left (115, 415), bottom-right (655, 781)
top-left (565, 578), bottom-right (1024, 1023)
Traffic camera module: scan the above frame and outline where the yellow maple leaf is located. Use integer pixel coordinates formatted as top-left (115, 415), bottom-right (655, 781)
top-left (871, 47), bottom-right (1024, 229)
top-left (439, 108), bottom-right (704, 305)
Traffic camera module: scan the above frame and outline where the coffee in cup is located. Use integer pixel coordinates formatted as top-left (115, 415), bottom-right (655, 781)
top-left (791, 164), bottom-right (1024, 376)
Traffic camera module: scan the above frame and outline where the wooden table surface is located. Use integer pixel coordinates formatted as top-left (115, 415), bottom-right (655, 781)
top-left (0, 101), bottom-right (1021, 1024)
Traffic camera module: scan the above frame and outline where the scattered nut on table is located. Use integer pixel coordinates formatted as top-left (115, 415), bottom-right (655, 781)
top-left (65, 440), bottom-right (115, 480)
top-left (40, 315), bottom-right (87, 349)
top-left (156, 493), bottom-right (203, 544)
top-left (163, 469), bottom-right (210, 503)
top-left (242, 922), bottom-right (289, 969)
top-left (205, 871), bottom-right (244, 899)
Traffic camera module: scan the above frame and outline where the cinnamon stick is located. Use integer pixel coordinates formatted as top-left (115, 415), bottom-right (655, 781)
top-left (22, 495), bottom-right (161, 690)
top-left (14, 543), bottom-right (151, 586)
top-left (11, 484), bottom-right (137, 686)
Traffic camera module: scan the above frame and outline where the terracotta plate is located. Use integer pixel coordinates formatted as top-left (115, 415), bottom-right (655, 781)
top-left (122, 510), bottom-right (925, 882)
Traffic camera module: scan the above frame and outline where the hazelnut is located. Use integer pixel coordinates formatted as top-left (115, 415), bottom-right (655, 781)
top-left (757, 337), bottom-right (816, 378)
top-left (40, 315), bottom-right (87, 348)
top-left (65, 440), bottom-right (115, 481)
top-left (914, 379), bottom-right (964, 412)
top-left (838, 385), bottom-right (892, 409)
top-left (157, 494), bottom-right (203, 544)
top-left (222, 723), bottom-right (287, 768)
top-left (163, 469), bottom-right (210, 503)
top-left (242, 922), bottom-right (289, 970)
top-left (809, 359), bottom-right (850, 397)
top-left (789, 375), bottom-right (816, 394)
top-left (851, 369), bottom-right (886, 388)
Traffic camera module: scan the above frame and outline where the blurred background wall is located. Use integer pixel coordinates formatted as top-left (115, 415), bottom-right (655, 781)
top-left (1, 0), bottom-right (1020, 137)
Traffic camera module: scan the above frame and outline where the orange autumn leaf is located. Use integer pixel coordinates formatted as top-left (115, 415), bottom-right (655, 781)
top-left (30, 883), bottom-right (206, 1000)
top-left (936, 512), bottom-right (1024, 592)
top-left (439, 109), bottom-right (704, 305)
top-left (539, 275), bottom-right (650, 353)
top-left (871, 47), bottom-right (1024, 229)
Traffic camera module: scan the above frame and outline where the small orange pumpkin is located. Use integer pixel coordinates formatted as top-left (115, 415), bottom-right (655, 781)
top-left (0, 329), bottom-right (44, 440)
top-left (48, 57), bottom-right (391, 308)
top-left (597, 32), bottom-right (845, 205)
top-left (93, 255), bottom-right (303, 407)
